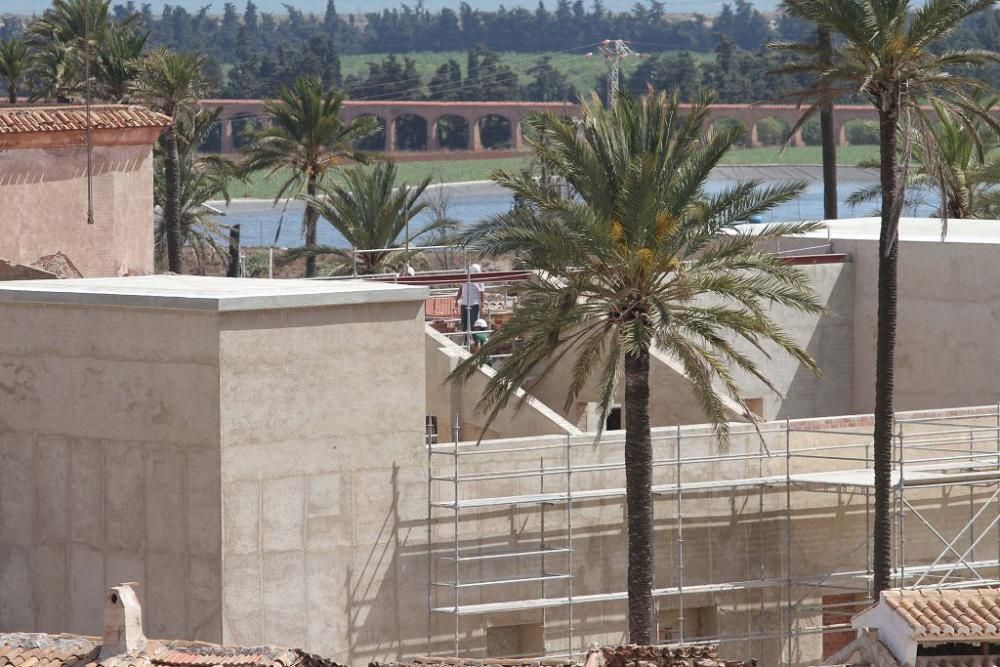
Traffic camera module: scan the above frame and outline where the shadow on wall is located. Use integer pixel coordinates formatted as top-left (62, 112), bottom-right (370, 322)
top-left (346, 464), bottom-right (404, 663)
top-left (777, 262), bottom-right (855, 420)
top-left (0, 145), bottom-right (148, 187)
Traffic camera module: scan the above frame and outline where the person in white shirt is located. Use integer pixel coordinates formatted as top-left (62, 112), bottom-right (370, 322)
top-left (456, 263), bottom-right (486, 332)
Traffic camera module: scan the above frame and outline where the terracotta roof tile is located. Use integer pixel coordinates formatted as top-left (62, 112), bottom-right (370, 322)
top-left (0, 636), bottom-right (344, 667)
top-left (0, 105), bottom-right (171, 135)
top-left (882, 589), bottom-right (1000, 640)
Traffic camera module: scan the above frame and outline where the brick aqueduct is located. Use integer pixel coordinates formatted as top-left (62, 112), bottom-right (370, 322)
top-left (202, 99), bottom-right (880, 155)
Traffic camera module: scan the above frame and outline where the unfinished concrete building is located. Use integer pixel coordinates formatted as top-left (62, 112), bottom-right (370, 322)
top-left (2, 218), bottom-right (1000, 666)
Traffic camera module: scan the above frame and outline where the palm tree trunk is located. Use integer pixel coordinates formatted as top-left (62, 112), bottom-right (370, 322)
top-left (7, 83), bottom-right (16, 104)
top-left (163, 126), bottom-right (183, 274)
top-left (818, 27), bottom-right (837, 220)
top-left (624, 348), bottom-right (654, 643)
top-left (304, 173), bottom-right (319, 278)
top-left (873, 95), bottom-right (900, 596)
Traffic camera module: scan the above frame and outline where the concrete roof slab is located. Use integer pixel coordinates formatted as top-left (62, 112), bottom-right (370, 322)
top-left (0, 275), bottom-right (429, 311)
top-left (789, 216), bottom-right (1000, 244)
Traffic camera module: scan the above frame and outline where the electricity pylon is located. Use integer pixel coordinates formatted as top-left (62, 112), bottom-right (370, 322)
top-left (596, 39), bottom-right (637, 108)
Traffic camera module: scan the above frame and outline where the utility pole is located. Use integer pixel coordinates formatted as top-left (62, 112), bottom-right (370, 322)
top-left (592, 39), bottom-right (637, 108)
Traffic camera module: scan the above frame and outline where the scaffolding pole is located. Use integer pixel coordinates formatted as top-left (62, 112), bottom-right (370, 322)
top-left (426, 408), bottom-right (1000, 664)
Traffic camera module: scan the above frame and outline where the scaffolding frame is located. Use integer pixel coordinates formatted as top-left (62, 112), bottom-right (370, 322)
top-left (426, 406), bottom-right (1000, 664)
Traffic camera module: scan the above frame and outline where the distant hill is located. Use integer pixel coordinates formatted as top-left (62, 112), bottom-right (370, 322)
top-left (3, 0), bottom-right (744, 17)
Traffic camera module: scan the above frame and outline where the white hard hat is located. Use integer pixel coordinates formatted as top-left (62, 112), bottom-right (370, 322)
top-left (473, 319), bottom-right (488, 329)
top-left (470, 263), bottom-right (482, 273)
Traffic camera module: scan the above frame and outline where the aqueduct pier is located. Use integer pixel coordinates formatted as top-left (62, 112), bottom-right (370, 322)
top-left (201, 99), bottom-right (880, 155)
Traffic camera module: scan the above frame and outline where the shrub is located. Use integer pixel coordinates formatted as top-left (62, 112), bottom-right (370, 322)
top-left (845, 120), bottom-right (879, 145)
top-left (712, 117), bottom-right (748, 146)
top-left (755, 117), bottom-right (790, 146)
top-left (802, 117), bottom-right (822, 146)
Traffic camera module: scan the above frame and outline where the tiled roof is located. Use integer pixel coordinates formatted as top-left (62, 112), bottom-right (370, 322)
top-left (597, 644), bottom-right (754, 667)
top-left (371, 645), bottom-right (755, 667)
top-left (0, 105), bottom-right (171, 135)
top-left (882, 589), bottom-right (1000, 641)
top-left (915, 658), bottom-right (1000, 667)
top-left (0, 634), bottom-right (342, 667)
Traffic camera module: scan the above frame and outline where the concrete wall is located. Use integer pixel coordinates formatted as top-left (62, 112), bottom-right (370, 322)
top-left (424, 326), bottom-right (579, 441)
top-left (842, 237), bottom-right (1000, 414)
top-left (0, 144), bottom-right (155, 277)
top-left (217, 302), bottom-right (429, 663)
top-left (0, 302), bottom-right (221, 640)
top-left (724, 260), bottom-right (855, 420)
top-left (517, 259), bottom-right (858, 428)
top-left (762, 227), bottom-right (1000, 416)
top-left (521, 338), bottom-right (744, 430)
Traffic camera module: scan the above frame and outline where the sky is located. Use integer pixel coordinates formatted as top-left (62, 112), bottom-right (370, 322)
top-left (2, 0), bottom-right (747, 18)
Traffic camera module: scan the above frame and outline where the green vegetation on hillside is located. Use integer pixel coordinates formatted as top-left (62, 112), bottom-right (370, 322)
top-left (339, 51), bottom-right (713, 102)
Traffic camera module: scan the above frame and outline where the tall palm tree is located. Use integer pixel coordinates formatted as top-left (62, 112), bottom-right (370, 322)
top-left (0, 39), bottom-right (29, 104)
top-left (240, 76), bottom-right (379, 277)
top-left (817, 26), bottom-right (837, 220)
top-left (153, 107), bottom-right (238, 272)
top-left (134, 48), bottom-right (210, 273)
top-left (450, 91), bottom-right (824, 642)
top-left (773, 0), bottom-right (1000, 595)
top-left (294, 161), bottom-right (447, 275)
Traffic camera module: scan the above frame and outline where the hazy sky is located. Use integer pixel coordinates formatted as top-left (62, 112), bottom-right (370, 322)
top-left (3, 0), bottom-right (745, 18)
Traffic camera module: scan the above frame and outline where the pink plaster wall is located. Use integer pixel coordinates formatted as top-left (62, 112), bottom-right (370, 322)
top-left (0, 143), bottom-right (155, 277)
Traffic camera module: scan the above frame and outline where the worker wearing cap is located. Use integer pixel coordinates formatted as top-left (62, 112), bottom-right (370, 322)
top-left (456, 264), bottom-right (486, 332)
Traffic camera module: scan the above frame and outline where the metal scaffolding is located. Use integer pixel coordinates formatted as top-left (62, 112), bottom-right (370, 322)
top-left (426, 407), bottom-right (1000, 664)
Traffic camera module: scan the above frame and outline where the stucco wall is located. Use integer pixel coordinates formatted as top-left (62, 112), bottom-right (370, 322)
top-left (0, 302), bottom-right (221, 640)
top-left (217, 302), bottom-right (429, 663)
top-left (0, 144), bottom-right (155, 277)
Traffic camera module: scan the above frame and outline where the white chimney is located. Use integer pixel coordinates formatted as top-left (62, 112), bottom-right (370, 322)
top-left (99, 583), bottom-right (147, 658)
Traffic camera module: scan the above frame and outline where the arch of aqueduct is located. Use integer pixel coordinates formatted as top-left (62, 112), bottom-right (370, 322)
top-left (201, 99), bottom-right (881, 154)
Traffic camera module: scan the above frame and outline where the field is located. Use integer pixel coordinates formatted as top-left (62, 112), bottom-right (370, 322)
top-left (229, 145), bottom-right (880, 199)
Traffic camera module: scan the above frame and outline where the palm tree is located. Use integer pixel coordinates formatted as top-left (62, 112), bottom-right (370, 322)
top-left (153, 107), bottom-right (238, 272)
top-left (294, 161), bottom-right (447, 275)
top-left (240, 76), bottom-right (379, 277)
top-left (773, 0), bottom-right (1000, 595)
top-left (0, 39), bottom-right (29, 104)
top-left (28, 0), bottom-right (114, 47)
top-left (848, 100), bottom-right (1000, 220)
top-left (27, 0), bottom-right (139, 103)
top-left (450, 91), bottom-right (824, 642)
top-left (134, 48), bottom-right (210, 273)
top-left (97, 24), bottom-right (147, 102)
top-left (817, 26), bottom-right (837, 219)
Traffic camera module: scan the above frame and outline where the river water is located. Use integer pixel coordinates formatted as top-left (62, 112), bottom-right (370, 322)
top-left (209, 168), bottom-right (933, 247)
